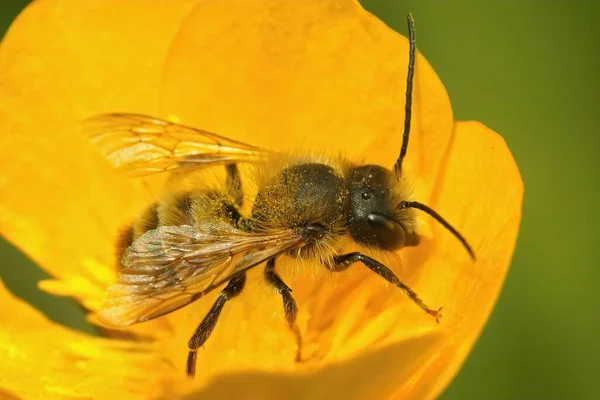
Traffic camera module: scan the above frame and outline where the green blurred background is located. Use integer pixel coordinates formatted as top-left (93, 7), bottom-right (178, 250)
top-left (1, 1), bottom-right (598, 398)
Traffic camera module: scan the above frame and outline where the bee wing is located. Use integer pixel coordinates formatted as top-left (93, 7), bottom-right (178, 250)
top-left (97, 222), bottom-right (304, 327)
top-left (86, 113), bottom-right (273, 175)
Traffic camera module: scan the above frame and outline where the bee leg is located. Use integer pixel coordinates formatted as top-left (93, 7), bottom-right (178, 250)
top-left (225, 164), bottom-right (243, 207)
top-left (327, 253), bottom-right (442, 322)
top-left (187, 272), bottom-right (247, 377)
top-left (264, 258), bottom-right (303, 362)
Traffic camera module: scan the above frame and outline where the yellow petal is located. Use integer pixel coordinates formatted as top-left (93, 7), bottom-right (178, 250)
top-left (0, 0), bottom-right (198, 311)
top-left (391, 120), bottom-right (523, 399)
top-left (160, 0), bottom-right (453, 198)
top-left (0, 0), bottom-right (522, 398)
top-left (167, 331), bottom-right (446, 399)
top-left (0, 279), bottom-right (167, 399)
top-left (135, 0), bottom-right (460, 392)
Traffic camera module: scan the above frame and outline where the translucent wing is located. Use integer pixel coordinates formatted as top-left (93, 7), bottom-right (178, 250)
top-left (97, 222), bottom-right (305, 327)
top-left (86, 113), bottom-right (272, 175)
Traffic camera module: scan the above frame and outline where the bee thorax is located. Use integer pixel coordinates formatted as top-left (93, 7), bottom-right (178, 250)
top-left (251, 163), bottom-right (348, 259)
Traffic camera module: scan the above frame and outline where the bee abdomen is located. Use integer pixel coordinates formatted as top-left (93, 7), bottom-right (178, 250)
top-left (115, 190), bottom-right (244, 266)
top-left (114, 202), bottom-right (160, 267)
top-left (159, 192), bottom-right (196, 227)
top-left (115, 225), bottom-right (135, 268)
top-left (133, 202), bottom-right (160, 239)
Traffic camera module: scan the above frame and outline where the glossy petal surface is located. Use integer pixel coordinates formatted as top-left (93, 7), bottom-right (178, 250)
top-left (0, 1), bottom-right (522, 398)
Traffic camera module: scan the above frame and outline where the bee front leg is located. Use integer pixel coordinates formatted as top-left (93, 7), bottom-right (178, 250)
top-left (264, 258), bottom-right (303, 362)
top-left (225, 164), bottom-right (243, 207)
top-left (327, 253), bottom-right (442, 322)
top-left (187, 272), bottom-right (247, 377)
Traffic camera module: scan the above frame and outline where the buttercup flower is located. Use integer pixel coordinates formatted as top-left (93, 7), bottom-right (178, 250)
top-left (0, 0), bottom-right (522, 399)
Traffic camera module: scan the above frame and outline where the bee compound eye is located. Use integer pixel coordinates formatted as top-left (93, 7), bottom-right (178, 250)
top-left (366, 213), bottom-right (406, 250)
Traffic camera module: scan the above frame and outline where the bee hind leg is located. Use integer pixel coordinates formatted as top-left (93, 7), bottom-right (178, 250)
top-left (264, 258), bottom-right (303, 362)
top-left (186, 272), bottom-right (247, 377)
top-left (327, 253), bottom-right (442, 323)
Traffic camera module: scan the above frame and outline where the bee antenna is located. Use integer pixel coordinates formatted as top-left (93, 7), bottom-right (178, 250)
top-left (393, 13), bottom-right (416, 180)
top-left (400, 200), bottom-right (476, 261)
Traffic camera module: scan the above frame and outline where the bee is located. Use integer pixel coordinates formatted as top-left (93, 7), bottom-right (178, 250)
top-left (88, 14), bottom-right (475, 377)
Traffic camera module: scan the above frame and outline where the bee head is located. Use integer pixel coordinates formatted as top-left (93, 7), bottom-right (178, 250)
top-left (344, 13), bottom-right (419, 252)
top-left (347, 165), bottom-right (417, 251)
top-left (345, 14), bottom-right (475, 259)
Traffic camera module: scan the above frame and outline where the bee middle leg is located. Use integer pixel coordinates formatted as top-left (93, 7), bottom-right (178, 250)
top-left (264, 258), bottom-right (303, 362)
top-left (326, 252), bottom-right (442, 322)
top-left (187, 272), bottom-right (246, 377)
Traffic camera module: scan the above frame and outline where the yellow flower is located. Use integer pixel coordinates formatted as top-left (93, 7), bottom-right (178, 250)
top-left (0, 0), bottom-right (522, 399)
